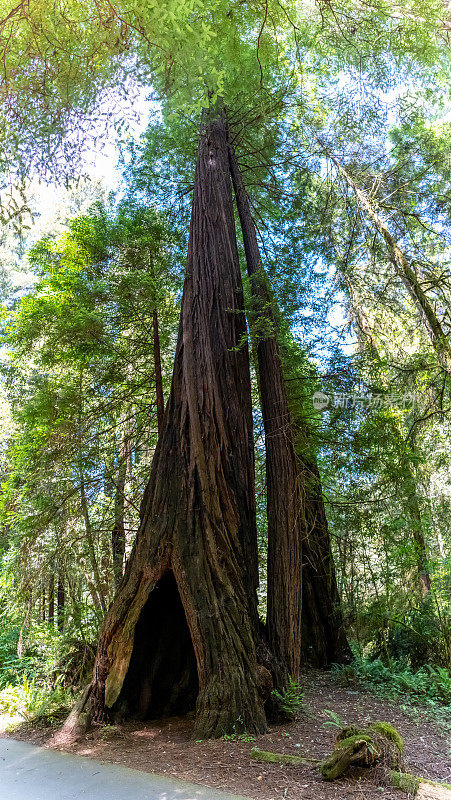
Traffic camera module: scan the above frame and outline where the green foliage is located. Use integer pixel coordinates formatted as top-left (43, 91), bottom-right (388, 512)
top-left (333, 656), bottom-right (451, 711)
top-left (322, 710), bottom-right (347, 728)
top-left (386, 600), bottom-right (445, 668)
top-left (0, 618), bottom-right (90, 727)
top-left (0, 628), bottom-right (36, 690)
top-left (54, 639), bottom-right (96, 689)
top-left (222, 716), bottom-right (256, 742)
top-left (271, 677), bottom-right (304, 718)
top-left (0, 197), bottom-right (180, 636)
top-left (0, 675), bottom-right (72, 723)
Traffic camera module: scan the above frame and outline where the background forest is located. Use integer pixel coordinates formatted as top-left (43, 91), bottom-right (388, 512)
top-left (0, 0), bottom-right (450, 734)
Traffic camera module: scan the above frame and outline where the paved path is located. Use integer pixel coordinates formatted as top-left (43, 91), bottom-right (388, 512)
top-left (0, 739), bottom-right (249, 800)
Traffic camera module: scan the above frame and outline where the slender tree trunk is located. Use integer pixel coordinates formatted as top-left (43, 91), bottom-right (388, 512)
top-left (111, 423), bottom-right (131, 591)
top-left (17, 593), bottom-right (32, 658)
top-left (229, 142), bottom-right (303, 679)
top-left (228, 142), bottom-right (351, 670)
top-left (80, 479), bottom-right (107, 615)
top-left (405, 439), bottom-right (431, 596)
top-left (153, 308), bottom-right (165, 434)
top-left (406, 488), bottom-right (431, 596)
top-left (57, 574), bottom-right (65, 631)
top-left (88, 109), bottom-right (269, 739)
top-left (297, 455), bottom-right (352, 664)
top-left (48, 574), bottom-right (55, 626)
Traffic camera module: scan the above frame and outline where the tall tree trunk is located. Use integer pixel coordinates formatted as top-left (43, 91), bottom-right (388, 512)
top-left (405, 438), bottom-right (431, 596)
top-left (229, 142), bottom-right (351, 670)
top-left (406, 487), bottom-right (431, 596)
top-left (88, 109), bottom-right (269, 739)
top-left (153, 307), bottom-right (165, 434)
top-left (57, 574), bottom-right (65, 631)
top-left (229, 142), bottom-right (303, 679)
top-left (111, 421), bottom-right (132, 591)
top-left (80, 478), bottom-right (107, 615)
top-left (17, 592), bottom-right (32, 658)
top-left (296, 453), bottom-right (352, 665)
top-left (48, 574), bottom-right (55, 626)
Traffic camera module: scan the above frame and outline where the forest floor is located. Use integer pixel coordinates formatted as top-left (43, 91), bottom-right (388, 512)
top-left (2, 669), bottom-right (450, 800)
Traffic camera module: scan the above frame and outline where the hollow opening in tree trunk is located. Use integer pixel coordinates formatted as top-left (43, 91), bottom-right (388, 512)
top-left (113, 570), bottom-right (198, 720)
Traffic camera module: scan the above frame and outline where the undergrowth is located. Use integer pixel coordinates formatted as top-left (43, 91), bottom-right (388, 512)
top-left (271, 676), bottom-right (304, 718)
top-left (333, 656), bottom-right (451, 726)
top-left (0, 675), bottom-right (72, 724)
top-left (0, 624), bottom-right (89, 725)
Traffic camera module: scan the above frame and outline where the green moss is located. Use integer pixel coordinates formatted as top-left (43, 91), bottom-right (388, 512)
top-left (336, 725), bottom-right (362, 741)
top-left (369, 721), bottom-right (404, 753)
top-left (390, 771), bottom-right (451, 795)
top-left (390, 771), bottom-right (420, 795)
top-left (320, 751), bottom-right (351, 781)
top-left (336, 733), bottom-right (373, 749)
top-left (250, 748), bottom-right (317, 766)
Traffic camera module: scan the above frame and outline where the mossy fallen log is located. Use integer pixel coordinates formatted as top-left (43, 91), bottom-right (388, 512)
top-left (250, 721), bottom-right (403, 781)
top-left (250, 723), bottom-right (449, 795)
top-left (251, 748), bottom-right (319, 766)
top-left (320, 721), bottom-right (403, 781)
top-left (391, 771), bottom-right (451, 799)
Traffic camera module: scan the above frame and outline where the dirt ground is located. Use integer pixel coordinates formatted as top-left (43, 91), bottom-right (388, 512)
top-left (4, 669), bottom-right (451, 800)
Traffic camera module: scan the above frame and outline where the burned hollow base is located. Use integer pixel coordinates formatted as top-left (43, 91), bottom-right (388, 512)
top-left (113, 571), bottom-right (198, 721)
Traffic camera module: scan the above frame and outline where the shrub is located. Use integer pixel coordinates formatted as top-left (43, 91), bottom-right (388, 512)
top-left (332, 656), bottom-right (451, 713)
top-left (271, 676), bottom-right (304, 718)
top-left (0, 675), bottom-right (72, 722)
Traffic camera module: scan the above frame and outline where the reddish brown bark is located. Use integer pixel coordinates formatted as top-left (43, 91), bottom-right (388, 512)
top-left (297, 455), bottom-right (352, 665)
top-left (89, 110), bottom-right (268, 739)
top-left (229, 142), bottom-right (351, 671)
top-left (229, 142), bottom-right (303, 680)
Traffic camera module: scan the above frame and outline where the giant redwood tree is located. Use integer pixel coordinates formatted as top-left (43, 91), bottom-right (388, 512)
top-left (87, 108), bottom-right (270, 739)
